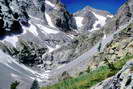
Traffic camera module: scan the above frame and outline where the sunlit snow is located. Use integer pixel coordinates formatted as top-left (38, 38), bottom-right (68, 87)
top-left (22, 21), bottom-right (38, 36)
top-left (45, 13), bottom-right (56, 28)
top-left (47, 45), bottom-right (60, 53)
top-left (45, 0), bottom-right (57, 9)
top-left (37, 24), bottom-right (59, 34)
top-left (2, 36), bottom-right (18, 47)
top-left (74, 17), bottom-right (84, 28)
top-left (92, 12), bottom-right (107, 31)
top-left (107, 15), bottom-right (114, 18)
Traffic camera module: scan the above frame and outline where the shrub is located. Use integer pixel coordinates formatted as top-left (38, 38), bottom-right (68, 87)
top-left (30, 79), bottom-right (39, 89)
top-left (10, 81), bottom-right (20, 89)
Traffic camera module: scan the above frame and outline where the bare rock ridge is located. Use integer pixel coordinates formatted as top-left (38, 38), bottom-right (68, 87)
top-left (0, 0), bottom-right (132, 89)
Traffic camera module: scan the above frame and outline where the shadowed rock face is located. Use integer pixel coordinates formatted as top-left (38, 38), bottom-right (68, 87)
top-left (0, 0), bottom-right (28, 39)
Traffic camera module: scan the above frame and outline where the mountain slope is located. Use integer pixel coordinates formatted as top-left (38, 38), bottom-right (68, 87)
top-left (0, 0), bottom-right (125, 89)
top-left (0, 50), bottom-right (50, 89)
top-left (41, 0), bottom-right (133, 88)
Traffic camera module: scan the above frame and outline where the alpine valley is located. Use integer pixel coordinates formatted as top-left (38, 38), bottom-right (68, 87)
top-left (0, 0), bottom-right (133, 89)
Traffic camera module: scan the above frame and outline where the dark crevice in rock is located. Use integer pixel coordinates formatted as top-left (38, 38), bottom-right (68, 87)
top-left (125, 76), bottom-right (132, 86)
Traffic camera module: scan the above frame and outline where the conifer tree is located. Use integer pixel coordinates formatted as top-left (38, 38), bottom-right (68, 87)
top-left (30, 79), bottom-right (39, 89)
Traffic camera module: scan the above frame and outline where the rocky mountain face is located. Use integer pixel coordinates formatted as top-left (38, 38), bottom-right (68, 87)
top-left (0, 0), bottom-right (131, 89)
top-left (87, 1), bottom-right (133, 89)
top-left (87, 0), bottom-right (133, 70)
top-left (0, 0), bottom-right (111, 69)
top-left (42, 0), bottom-right (133, 88)
top-left (91, 59), bottom-right (133, 89)
top-left (74, 6), bottom-right (113, 32)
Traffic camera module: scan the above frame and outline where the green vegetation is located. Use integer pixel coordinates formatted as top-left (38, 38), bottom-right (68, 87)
top-left (41, 54), bottom-right (133, 89)
top-left (10, 81), bottom-right (20, 89)
top-left (104, 58), bottom-right (116, 70)
top-left (30, 79), bottom-right (40, 89)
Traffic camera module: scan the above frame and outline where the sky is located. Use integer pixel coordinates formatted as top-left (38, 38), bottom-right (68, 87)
top-left (60, 0), bottom-right (127, 14)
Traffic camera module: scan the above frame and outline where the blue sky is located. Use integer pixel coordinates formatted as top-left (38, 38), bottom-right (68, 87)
top-left (60, 0), bottom-right (127, 14)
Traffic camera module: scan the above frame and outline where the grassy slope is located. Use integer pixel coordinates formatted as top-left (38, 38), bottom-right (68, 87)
top-left (41, 55), bottom-right (133, 89)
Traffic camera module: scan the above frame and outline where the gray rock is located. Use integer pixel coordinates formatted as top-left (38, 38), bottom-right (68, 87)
top-left (91, 59), bottom-right (133, 89)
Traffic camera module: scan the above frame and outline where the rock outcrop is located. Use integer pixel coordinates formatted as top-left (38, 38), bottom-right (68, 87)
top-left (91, 59), bottom-right (133, 89)
top-left (87, 0), bottom-right (133, 68)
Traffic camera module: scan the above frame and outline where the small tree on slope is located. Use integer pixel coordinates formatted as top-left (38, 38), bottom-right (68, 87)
top-left (30, 79), bottom-right (39, 89)
top-left (10, 81), bottom-right (20, 89)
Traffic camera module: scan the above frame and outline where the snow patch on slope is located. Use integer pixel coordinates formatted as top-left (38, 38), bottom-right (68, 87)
top-left (92, 12), bottom-right (107, 31)
top-left (103, 34), bottom-right (107, 40)
top-left (67, 34), bottom-right (75, 39)
top-left (28, 22), bottom-right (38, 36)
top-left (107, 15), bottom-right (114, 18)
top-left (2, 35), bottom-right (18, 47)
top-left (45, 13), bottom-right (55, 28)
top-left (74, 17), bottom-right (84, 28)
top-left (45, 0), bottom-right (57, 9)
top-left (22, 21), bottom-right (38, 36)
top-left (29, 15), bottom-right (43, 22)
top-left (47, 45), bottom-right (60, 53)
top-left (37, 24), bottom-right (59, 34)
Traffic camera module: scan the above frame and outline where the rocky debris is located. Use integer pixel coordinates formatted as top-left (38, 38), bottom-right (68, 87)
top-left (41, 30), bottom-right (104, 70)
top-left (15, 40), bottom-right (47, 66)
top-left (87, 0), bottom-right (133, 68)
top-left (0, 39), bottom-right (47, 66)
top-left (116, 0), bottom-right (132, 26)
top-left (101, 0), bottom-right (133, 35)
top-left (90, 23), bottom-right (133, 69)
top-left (91, 59), bottom-right (133, 89)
